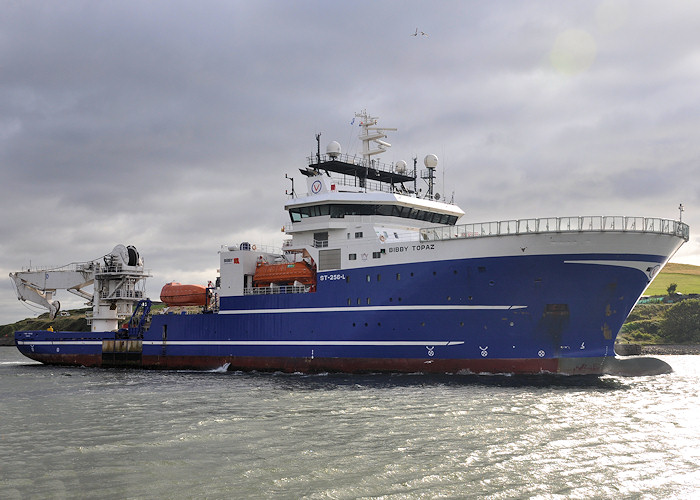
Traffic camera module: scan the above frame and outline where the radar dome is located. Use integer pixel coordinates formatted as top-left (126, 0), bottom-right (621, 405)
top-left (327, 141), bottom-right (341, 158)
top-left (424, 154), bottom-right (438, 168)
top-left (395, 160), bottom-right (407, 174)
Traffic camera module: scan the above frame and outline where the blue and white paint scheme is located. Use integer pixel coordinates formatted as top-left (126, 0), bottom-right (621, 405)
top-left (14, 111), bottom-right (690, 375)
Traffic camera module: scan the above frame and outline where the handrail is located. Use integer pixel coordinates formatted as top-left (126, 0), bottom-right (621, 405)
top-left (244, 285), bottom-right (310, 296)
top-left (419, 216), bottom-right (689, 242)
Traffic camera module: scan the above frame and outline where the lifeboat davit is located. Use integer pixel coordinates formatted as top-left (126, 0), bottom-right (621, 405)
top-left (160, 282), bottom-right (208, 307)
top-left (253, 260), bottom-right (316, 289)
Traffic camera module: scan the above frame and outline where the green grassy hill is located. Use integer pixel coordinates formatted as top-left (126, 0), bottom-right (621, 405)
top-left (645, 262), bottom-right (700, 295)
top-left (0, 309), bottom-right (90, 345)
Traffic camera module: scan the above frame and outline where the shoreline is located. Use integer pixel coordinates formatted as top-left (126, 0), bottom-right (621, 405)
top-left (640, 344), bottom-right (700, 355)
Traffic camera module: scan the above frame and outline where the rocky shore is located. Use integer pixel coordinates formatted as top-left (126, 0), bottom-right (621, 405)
top-left (640, 344), bottom-right (700, 355)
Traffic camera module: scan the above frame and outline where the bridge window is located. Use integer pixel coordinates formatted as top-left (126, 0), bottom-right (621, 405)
top-left (289, 204), bottom-right (458, 225)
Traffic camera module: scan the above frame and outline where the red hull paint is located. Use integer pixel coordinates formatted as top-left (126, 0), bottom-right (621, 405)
top-left (19, 352), bottom-right (668, 375)
top-left (22, 352), bottom-right (102, 368)
top-left (20, 352), bottom-right (605, 374)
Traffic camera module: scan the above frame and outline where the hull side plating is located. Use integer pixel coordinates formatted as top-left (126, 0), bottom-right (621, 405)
top-left (15, 249), bottom-right (676, 375)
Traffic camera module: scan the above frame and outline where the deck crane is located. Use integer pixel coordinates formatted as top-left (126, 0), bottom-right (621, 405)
top-left (10, 245), bottom-right (150, 332)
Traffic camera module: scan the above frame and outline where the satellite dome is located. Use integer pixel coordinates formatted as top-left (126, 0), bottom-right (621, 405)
top-left (327, 141), bottom-right (341, 158)
top-left (395, 160), bottom-right (407, 174)
top-left (424, 154), bottom-right (438, 168)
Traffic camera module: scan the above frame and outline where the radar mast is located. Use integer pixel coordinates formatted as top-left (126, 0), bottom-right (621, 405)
top-left (355, 110), bottom-right (397, 163)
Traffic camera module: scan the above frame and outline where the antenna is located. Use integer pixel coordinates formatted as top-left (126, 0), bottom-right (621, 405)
top-left (315, 133), bottom-right (321, 164)
top-left (679, 203), bottom-right (684, 223)
top-left (413, 157), bottom-right (418, 194)
top-left (285, 173), bottom-right (295, 198)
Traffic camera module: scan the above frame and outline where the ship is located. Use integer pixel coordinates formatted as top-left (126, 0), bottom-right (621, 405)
top-left (11, 111), bottom-right (690, 375)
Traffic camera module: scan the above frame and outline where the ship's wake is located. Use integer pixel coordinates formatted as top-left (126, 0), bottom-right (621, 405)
top-left (208, 362), bottom-right (230, 373)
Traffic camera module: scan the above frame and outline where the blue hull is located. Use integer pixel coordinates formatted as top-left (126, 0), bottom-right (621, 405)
top-left (15, 252), bottom-right (666, 375)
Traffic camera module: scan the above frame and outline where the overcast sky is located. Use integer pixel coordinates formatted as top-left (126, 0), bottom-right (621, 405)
top-left (2, 0), bottom-right (699, 324)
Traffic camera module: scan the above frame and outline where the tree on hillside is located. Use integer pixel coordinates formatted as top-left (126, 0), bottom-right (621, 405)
top-left (660, 299), bottom-right (700, 343)
top-left (667, 283), bottom-right (678, 296)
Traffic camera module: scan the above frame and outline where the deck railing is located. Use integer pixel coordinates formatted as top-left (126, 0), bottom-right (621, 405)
top-left (419, 216), bottom-right (690, 242)
top-left (244, 285), bottom-right (310, 296)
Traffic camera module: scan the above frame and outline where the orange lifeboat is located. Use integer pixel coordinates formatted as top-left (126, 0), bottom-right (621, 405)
top-left (253, 260), bottom-right (316, 290)
top-left (160, 282), bottom-right (208, 307)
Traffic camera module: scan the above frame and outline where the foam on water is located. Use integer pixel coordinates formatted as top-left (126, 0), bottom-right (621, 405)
top-left (208, 362), bottom-right (230, 373)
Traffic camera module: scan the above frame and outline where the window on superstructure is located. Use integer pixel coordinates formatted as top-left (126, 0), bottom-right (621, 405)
top-left (355, 232), bottom-right (363, 238)
top-left (289, 204), bottom-right (458, 225)
top-left (372, 252), bottom-right (381, 259)
top-left (331, 206), bottom-right (345, 218)
top-left (376, 205), bottom-right (394, 217)
top-left (314, 232), bottom-right (329, 248)
top-left (349, 254), bottom-right (357, 261)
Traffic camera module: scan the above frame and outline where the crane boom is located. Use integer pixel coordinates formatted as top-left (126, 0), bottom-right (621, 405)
top-left (10, 267), bottom-right (93, 318)
top-left (10, 245), bottom-right (150, 331)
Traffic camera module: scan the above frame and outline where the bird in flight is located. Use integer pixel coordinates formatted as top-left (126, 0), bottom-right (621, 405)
top-left (411, 28), bottom-right (429, 37)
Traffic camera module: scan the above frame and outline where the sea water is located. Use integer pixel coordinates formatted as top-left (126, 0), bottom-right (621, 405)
top-left (1, 347), bottom-right (699, 499)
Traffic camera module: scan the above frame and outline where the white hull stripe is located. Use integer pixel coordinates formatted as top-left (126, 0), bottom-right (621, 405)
top-left (18, 340), bottom-right (464, 347)
top-left (220, 305), bottom-right (526, 315)
top-left (147, 340), bottom-right (465, 346)
top-left (17, 341), bottom-right (103, 346)
top-left (564, 260), bottom-right (659, 275)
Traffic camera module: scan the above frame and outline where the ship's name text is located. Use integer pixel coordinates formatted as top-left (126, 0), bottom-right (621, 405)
top-left (388, 244), bottom-right (435, 253)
